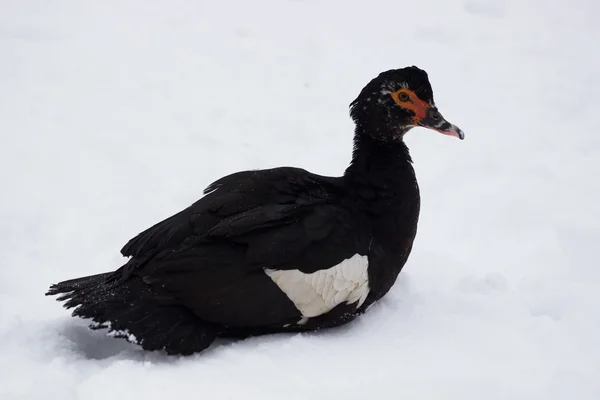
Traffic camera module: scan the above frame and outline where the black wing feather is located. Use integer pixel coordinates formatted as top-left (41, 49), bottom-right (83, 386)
top-left (141, 203), bottom-right (365, 327)
top-left (205, 204), bottom-right (306, 238)
top-left (120, 167), bottom-right (339, 258)
top-left (117, 167), bottom-right (367, 328)
top-left (120, 207), bottom-right (194, 258)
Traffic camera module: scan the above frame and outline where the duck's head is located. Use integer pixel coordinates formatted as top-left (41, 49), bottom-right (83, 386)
top-left (350, 66), bottom-right (464, 142)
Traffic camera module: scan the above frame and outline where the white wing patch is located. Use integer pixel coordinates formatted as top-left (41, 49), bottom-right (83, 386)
top-left (264, 254), bottom-right (370, 321)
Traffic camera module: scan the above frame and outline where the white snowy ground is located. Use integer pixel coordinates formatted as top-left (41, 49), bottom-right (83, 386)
top-left (1, 0), bottom-right (599, 399)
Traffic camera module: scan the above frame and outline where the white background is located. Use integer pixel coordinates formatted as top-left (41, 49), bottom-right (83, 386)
top-left (1, 0), bottom-right (599, 399)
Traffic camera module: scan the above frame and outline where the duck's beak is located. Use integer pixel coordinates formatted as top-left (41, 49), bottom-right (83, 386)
top-left (416, 107), bottom-right (464, 140)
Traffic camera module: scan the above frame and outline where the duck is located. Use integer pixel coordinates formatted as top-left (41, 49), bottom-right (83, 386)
top-left (47, 66), bottom-right (464, 355)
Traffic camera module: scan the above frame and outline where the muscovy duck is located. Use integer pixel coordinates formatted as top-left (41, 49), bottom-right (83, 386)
top-left (47, 66), bottom-right (464, 355)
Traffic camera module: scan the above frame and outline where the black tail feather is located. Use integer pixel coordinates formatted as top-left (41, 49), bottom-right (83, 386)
top-left (46, 272), bottom-right (217, 355)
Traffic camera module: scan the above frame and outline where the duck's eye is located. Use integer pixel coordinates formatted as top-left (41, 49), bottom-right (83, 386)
top-left (398, 92), bottom-right (410, 101)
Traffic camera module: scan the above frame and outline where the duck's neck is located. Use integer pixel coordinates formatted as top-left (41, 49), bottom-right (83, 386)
top-left (343, 125), bottom-right (421, 301)
top-left (344, 129), bottom-right (415, 186)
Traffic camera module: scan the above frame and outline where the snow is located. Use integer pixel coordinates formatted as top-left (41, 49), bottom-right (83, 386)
top-left (1, 0), bottom-right (599, 398)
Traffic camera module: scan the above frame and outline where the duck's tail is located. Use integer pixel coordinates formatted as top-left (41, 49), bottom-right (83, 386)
top-left (46, 271), bottom-right (217, 355)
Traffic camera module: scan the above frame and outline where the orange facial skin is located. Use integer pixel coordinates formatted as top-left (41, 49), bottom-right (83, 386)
top-left (390, 88), bottom-right (430, 124)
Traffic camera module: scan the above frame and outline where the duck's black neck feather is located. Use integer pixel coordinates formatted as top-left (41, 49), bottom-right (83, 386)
top-left (342, 126), bottom-right (421, 300)
top-left (344, 128), bottom-right (415, 191)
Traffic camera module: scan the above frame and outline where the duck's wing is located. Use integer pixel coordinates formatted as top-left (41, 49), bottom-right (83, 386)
top-left (120, 167), bottom-right (331, 259)
top-left (119, 167), bottom-right (370, 327)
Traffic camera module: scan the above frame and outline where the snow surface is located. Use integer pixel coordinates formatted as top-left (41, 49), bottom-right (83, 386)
top-left (1, 0), bottom-right (600, 399)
